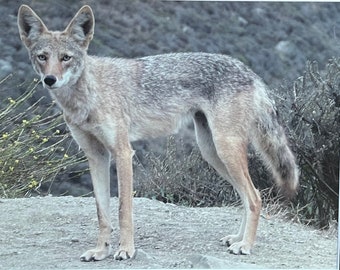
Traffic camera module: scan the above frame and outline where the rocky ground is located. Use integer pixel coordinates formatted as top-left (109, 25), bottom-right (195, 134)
top-left (0, 196), bottom-right (338, 269)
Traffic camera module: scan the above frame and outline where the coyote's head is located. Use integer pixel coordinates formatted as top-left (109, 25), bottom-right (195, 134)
top-left (17, 5), bottom-right (94, 89)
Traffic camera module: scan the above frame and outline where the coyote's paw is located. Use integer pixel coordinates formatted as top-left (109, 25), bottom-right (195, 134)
top-left (220, 235), bottom-right (251, 255)
top-left (227, 240), bottom-right (251, 255)
top-left (113, 246), bottom-right (136, 260)
top-left (220, 234), bottom-right (242, 247)
top-left (80, 244), bottom-right (113, 262)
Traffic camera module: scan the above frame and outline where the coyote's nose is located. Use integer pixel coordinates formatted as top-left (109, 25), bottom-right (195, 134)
top-left (44, 75), bottom-right (57, 87)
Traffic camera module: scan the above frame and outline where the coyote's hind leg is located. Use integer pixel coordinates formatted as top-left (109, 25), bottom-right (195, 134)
top-left (194, 111), bottom-right (261, 255)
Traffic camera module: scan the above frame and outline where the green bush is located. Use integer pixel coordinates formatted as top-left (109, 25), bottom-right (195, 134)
top-left (0, 75), bottom-right (85, 198)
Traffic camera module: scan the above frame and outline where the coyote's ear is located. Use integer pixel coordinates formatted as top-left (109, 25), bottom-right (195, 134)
top-left (17, 5), bottom-right (49, 48)
top-left (65, 5), bottom-right (95, 49)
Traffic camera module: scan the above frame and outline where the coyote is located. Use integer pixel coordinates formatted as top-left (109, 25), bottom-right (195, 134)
top-left (17, 4), bottom-right (299, 261)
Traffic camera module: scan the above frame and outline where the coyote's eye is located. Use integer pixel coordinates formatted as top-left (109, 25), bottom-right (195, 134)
top-left (62, 55), bottom-right (72, 62)
top-left (37, 55), bottom-right (47, 61)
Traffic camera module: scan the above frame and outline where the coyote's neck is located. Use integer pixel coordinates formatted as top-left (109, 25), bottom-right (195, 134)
top-left (50, 58), bottom-right (96, 126)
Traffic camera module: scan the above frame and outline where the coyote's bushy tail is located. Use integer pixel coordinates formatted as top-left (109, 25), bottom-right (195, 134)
top-left (252, 89), bottom-right (299, 198)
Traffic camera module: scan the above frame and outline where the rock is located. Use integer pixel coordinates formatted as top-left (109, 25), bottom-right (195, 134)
top-left (186, 254), bottom-right (262, 269)
top-left (275, 40), bottom-right (297, 59)
top-left (0, 59), bottom-right (13, 78)
top-left (0, 197), bottom-right (337, 269)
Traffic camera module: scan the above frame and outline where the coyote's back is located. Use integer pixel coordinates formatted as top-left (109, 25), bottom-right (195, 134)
top-left (17, 4), bottom-right (298, 261)
top-left (127, 52), bottom-right (264, 140)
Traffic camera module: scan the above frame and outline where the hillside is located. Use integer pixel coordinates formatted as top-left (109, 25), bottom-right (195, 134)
top-left (0, 0), bottom-right (339, 196)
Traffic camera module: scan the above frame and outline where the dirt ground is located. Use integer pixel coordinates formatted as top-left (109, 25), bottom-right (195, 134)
top-left (0, 196), bottom-right (338, 269)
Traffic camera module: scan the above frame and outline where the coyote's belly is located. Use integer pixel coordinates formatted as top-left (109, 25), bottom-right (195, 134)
top-left (128, 109), bottom-right (193, 142)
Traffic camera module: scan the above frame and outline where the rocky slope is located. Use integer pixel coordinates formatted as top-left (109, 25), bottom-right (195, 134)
top-left (0, 0), bottom-right (339, 196)
top-left (1, 1), bottom-right (339, 85)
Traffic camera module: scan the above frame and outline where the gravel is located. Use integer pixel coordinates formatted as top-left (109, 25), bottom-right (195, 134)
top-left (0, 196), bottom-right (337, 269)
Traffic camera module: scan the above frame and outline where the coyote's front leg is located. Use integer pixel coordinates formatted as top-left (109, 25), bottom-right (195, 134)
top-left (68, 127), bottom-right (113, 262)
top-left (80, 140), bottom-right (113, 261)
top-left (112, 138), bottom-right (136, 260)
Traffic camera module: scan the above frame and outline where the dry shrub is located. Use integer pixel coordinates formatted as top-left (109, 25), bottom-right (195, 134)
top-left (0, 75), bottom-right (85, 198)
top-left (275, 58), bottom-right (339, 228)
top-left (134, 135), bottom-right (240, 207)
